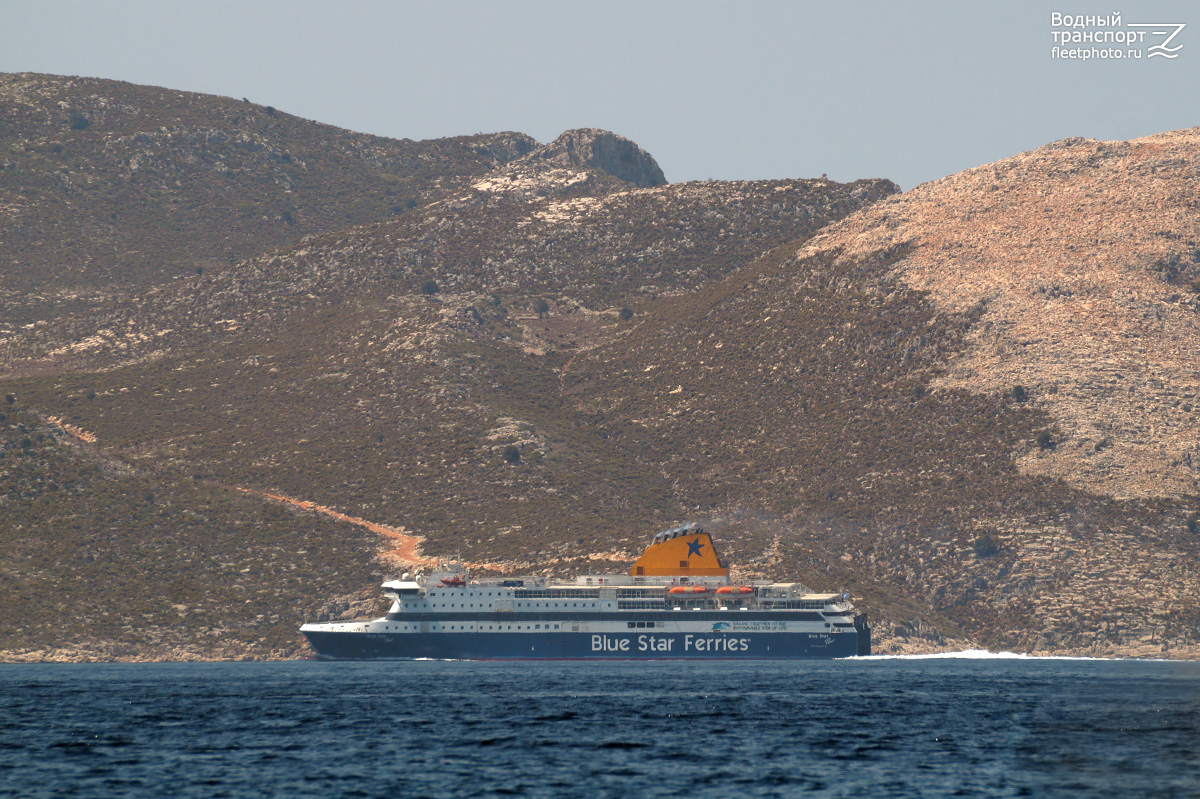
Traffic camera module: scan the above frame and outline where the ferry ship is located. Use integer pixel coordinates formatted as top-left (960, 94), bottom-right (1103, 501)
top-left (300, 523), bottom-right (870, 659)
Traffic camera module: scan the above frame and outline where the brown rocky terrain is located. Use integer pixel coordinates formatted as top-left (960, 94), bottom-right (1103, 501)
top-left (4, 172), bottom-right (891, 372)
top-left (2, 76), bottom-right (1197, 661)
top-left (0, 72), bottom-right (537, 324)
top-left (1, 78), bottom-right (899, 660)
top-left (799, 131), bottom-right (1200, 500)
top-left (0, 405), bottom-right (386, 662)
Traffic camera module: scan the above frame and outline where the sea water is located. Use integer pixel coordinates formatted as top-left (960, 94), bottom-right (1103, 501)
top-left (0, 655), bottom-right (1197, 798)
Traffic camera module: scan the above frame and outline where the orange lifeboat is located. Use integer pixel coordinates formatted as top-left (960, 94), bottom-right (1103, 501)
top-left (668, 585), bottom-right (709, 595)
top-left (439, 575), bottom-right (467, 587)
top-left (716, 586), bottom-right (754, 595)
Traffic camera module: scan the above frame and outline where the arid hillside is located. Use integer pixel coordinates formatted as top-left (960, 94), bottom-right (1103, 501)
top-left (591, 130), bottom-right (1198, 657)
top-left (6, 172), bottom-right (891, 374)
top-left (797, 131), bottom-right (1200, 501)
top-left (0, 72), bottom-right (537, 324)
top-left (1, 76), bottom-right (1195, 660)
top-left (0, 92), bottom-right (897, 660)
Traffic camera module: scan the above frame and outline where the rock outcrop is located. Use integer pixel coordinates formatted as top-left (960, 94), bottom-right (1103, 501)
top-left (522, 128), bottom-right (668, 187)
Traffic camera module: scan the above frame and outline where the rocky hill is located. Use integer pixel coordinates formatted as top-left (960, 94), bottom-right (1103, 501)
top-left (569, 130), bottom-right (1200, 657)
top-left (2, 77), bottom-right (1196, 661)
top-left (0, 72), bottom-right (538, 324)
top-left (6, 173), bottom-right (892, 373)
top-left (0, 78), bottom-right (897, 660)
top-left (796, 132), bottom-right (1200, 501)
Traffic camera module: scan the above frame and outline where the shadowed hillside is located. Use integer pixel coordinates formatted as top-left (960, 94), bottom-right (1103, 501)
top-left (0, 72), bottom-right (537, 324)
top-left (6, 174), bottom-right (893, 372)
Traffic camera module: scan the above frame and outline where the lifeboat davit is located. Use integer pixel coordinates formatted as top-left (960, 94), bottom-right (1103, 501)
top-left (716, 586), bottom-right (754, 595)
top-left (668, 585), bottom-right (709, 595)
top-left (439, 575), bottom-right (467, 587)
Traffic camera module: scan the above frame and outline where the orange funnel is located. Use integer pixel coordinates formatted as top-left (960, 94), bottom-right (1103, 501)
top-left (629, 528), bottom-right (729, 577)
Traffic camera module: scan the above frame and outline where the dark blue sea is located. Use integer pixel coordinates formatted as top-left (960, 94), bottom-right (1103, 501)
top-left (1, 655), bottom-right (1197, 798)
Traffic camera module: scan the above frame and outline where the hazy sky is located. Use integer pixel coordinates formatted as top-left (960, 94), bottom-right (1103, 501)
top-left (3, 1), bottom-right (1196, 190)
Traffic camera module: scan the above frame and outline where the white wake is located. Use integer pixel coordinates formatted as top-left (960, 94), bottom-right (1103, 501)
top-left (852, 649), bottom-right (1140, 662)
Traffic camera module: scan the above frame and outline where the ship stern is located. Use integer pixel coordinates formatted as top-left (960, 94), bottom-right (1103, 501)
top-left (854, 613), bottom-right (871, 656)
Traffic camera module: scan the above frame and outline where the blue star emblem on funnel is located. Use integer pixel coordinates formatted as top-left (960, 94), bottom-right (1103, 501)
top-left (686, 538), bottom-right (704, 557)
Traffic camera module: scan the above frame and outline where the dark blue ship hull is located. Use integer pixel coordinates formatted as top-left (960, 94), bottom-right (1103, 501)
top-left (302, 629), bottom-right (866, 660)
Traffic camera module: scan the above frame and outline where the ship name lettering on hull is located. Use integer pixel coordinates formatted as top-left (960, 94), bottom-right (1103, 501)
top-left (684, 635), bottom-right (751, 652)
top-left (590, 635), bottom-right (677, 652)
top-left (589, 634), bottom-right (753, 653)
